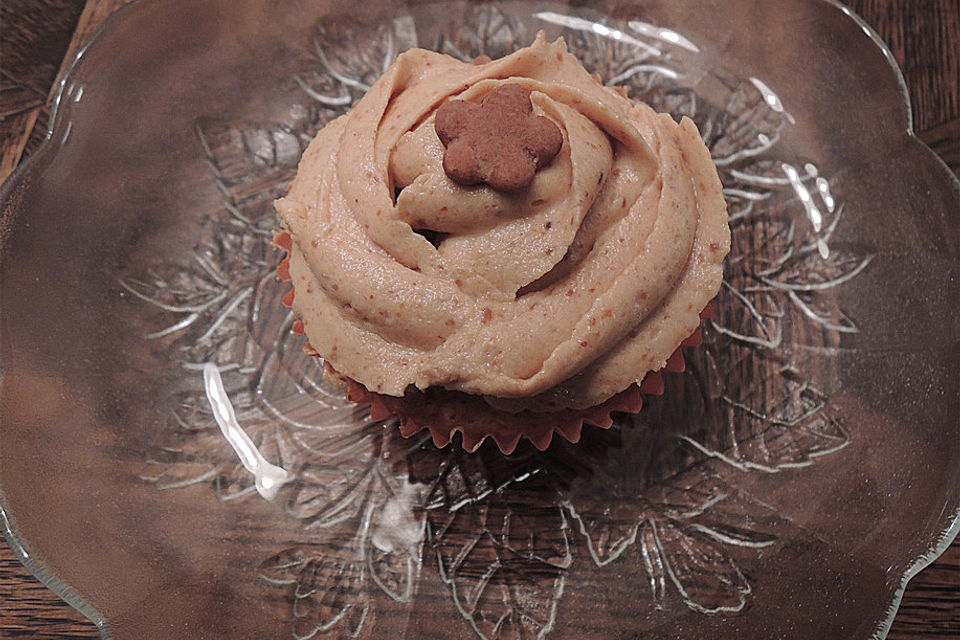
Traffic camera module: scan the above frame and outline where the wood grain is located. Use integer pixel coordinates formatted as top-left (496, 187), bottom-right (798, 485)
top-left (0, 0), bottom-right (135, 181)
top-left (0, 0), bottom-right (86, 179)
top-left (0, 0), bottom-right (957, 638)
top-left (847, 0), bottom-right (959, 134)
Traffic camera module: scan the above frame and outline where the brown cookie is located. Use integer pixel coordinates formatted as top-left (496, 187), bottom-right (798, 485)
top-left (434, 83), bottom-right (563, 192)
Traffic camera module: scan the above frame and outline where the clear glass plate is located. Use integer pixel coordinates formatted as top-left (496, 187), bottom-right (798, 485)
top-left (1, 0), bottom-right (957, 638)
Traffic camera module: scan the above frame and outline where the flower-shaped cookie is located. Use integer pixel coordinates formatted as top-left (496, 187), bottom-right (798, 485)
top-left (434, 83), bottom-right (563, 191)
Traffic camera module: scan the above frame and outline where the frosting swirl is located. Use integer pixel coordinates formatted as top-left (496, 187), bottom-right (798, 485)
top-left (276, 33), bottom-right (729, 411)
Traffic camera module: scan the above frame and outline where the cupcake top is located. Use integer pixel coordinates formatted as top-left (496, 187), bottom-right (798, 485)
top-left (276, 33), bottom-right (729, 411)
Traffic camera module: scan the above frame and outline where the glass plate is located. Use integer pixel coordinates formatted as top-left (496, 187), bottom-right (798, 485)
top-left (1, 0), bottom-right (957, 638)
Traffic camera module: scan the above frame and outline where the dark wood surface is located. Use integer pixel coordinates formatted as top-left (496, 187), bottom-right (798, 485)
top-left (0, 0), bottom-right (957, 638)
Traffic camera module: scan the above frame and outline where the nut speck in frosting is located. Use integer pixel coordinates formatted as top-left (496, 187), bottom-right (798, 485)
top-left (275, 33), bottom-right (730, 411)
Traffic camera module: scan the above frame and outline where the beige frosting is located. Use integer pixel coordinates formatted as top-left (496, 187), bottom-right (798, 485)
top-left (276, 33), bottom-right (729, 411)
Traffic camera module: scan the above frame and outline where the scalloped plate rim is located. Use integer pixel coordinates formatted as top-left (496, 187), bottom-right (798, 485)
top-left (0, 1), bottom-right (957, 639)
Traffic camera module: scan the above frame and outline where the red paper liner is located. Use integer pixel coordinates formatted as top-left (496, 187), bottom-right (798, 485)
top-left (276, 230), bottom-right (711, 454)
top-left (341, 319), bottom-right (703, 454)
top-left (345, 371), bottom-right (654, 454)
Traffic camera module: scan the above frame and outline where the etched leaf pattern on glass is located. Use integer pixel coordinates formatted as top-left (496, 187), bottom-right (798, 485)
top-left (125, 8), bottom-right (870, 640)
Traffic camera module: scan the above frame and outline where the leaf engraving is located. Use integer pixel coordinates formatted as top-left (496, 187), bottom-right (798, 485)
top-left (431, 494), bottom-right (569, 640)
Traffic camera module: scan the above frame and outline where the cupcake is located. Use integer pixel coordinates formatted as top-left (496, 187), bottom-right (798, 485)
top-left (275, 33), bottom-right (729, 453)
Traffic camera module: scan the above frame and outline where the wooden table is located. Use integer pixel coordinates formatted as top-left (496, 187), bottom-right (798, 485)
top-left (0, 0), bottom-right (957, 637)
